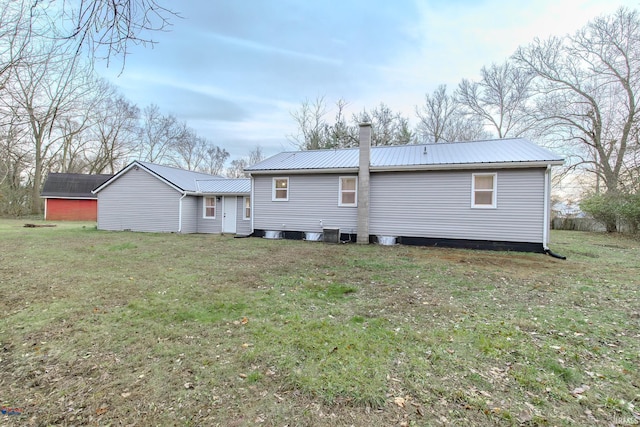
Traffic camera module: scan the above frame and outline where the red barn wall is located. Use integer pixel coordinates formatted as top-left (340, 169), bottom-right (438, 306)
top-left (45, 199), bottom-right (98, 221)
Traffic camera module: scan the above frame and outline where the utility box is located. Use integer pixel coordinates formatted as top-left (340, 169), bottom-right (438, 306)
top-left (323, 228), bottom-right (340, 244)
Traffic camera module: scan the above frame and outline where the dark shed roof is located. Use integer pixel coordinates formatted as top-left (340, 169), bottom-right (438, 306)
top-left (41, 173), bottom-right (113, 199)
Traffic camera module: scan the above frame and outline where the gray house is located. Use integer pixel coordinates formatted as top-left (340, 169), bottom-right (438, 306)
top-left (244, 124), bottom-right (565, 253)
top-left (93, 161), bottom-right (251, 234)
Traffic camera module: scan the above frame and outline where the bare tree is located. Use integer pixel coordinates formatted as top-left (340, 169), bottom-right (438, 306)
top-left (416, 85), bottom-right (489, 143)
top-left (33, 0), bottom-right (178, 68)
top-left (1, 38), bottom-right (97, 214)
top-left (172, 130), bottom-right (208, 171)
top-left (457, 61), bottom-right (534, 139)
top-left (137, 104), bottom-right (188, 163)
top-left (226, 159), bottom-right (248, 178)
top-left (201, 145), bottom-right (229, 176)
top-left (0, 118), bottom-right (32, 215)
top-left (514, 7), bottom-right (640, 199)
top-left (353, 103), bottom-right (415, 146)
top-left (248, 145), bottom-right (265, 166)
top-left (289, 96), bottom-right (328, 150)
top-left (323, 99), bottom-right (358, 148)
top-left (88, 86), bottom-right (140, 174)
top-left (0, 1), bottom-right (31, 87)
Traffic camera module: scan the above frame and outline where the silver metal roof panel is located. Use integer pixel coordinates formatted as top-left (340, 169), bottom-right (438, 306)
top-left (137, 161), bottom-right (224, 192)
top-left (245, 138), bottom-right (564, 172)
top-left (196, 179), bottom-right (251, 194)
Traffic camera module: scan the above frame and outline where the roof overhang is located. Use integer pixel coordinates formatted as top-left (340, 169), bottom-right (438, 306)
top-left (370, 160), bottom-right (564, 172)
top-left (247, 167), bottom-right (359, 176)
top-left (184, 191), bottom-right (250, 196)
top-left (41, 196), bottom-right (97, 200)
top-left (246, 160), bottom-right (563, 175)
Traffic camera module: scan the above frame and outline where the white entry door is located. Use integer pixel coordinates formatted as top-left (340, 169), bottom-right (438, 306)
top-left (222, 196), bottom-right (237, 234)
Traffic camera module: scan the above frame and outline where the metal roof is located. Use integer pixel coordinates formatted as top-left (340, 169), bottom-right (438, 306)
top-left (196, 179), bottom-right (251, 194)
top-left (245, 138), bottom-right (564, 173)
top-left (93, 161), bottom-right (226, 194)
top-left (41, 173), bottom-right (113, 199)
top-left (136, 161), bottom-right (224, 192)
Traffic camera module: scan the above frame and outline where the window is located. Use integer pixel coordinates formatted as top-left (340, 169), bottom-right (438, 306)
top-left (339, 176), bottom-right (357, 206)
top-left (472, 173), bottom-right (497, 208)
top-left (272, 177), bottom-right (289, 201)
top-left (204, 197), bottom-right (216, 218)
top-left (243, 196), bottom-right (251, 219)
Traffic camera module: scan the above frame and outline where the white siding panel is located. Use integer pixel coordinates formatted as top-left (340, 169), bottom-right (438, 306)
top-left (196, 197), bottom-right (222, 233)
top-left (370, 169), bottom-right (545, 243)
top-left (236, 197), bottom-right (252, 235)
top-left (97, 168), bottom-right (181, 232)
top-left (253, 174), bottom-right (358, 233)
top-left (180, 196), bottom-right (198, 233)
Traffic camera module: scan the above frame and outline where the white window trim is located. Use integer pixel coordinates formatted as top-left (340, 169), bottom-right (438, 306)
top-left (272, 177), bottom-right (289, 201)
top-left (471, 173), bottom-right (497, 209)
top-left (243, 196), bottom-right (251, 220)
top-left (203, 196), bottom-right (217, 218)
top-left (338, 176), bottom-right (358, 207)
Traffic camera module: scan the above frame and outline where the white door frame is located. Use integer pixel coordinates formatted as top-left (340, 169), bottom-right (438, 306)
top-left (222, 196), bottom-right (237, 234)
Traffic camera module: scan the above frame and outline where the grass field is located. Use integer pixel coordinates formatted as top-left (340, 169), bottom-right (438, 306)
top-left (0, 219), bottom-right (638, 426)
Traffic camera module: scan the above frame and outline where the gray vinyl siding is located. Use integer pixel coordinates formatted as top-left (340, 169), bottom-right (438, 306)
top-left (253, 174), bottom-right (358, 233)
top-left (236, 196), bottom-right (251, 235)
top-left (369, 169), bottom-right (546, 243)
top-left (180, 196), bottom-right (198, 233)
top-left (195, 196), bottom-right (222, 233)
top-left (97, 168), bottom-right (181, 232)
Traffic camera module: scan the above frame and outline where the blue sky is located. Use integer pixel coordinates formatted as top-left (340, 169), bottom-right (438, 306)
top-left (98, 0), bottom-right (639, 161)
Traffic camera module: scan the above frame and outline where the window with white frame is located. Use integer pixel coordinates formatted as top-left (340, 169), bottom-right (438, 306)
top-left (339, 176), bottom-right (357, 206)
top-left (243, 196), bottom-right (251, 219)
top-left (472, 173), bottom-right (497, 208)
top-left (204, 197), bottom-right (216, 218)
top-left (272, 177), bottom-right (289, 201)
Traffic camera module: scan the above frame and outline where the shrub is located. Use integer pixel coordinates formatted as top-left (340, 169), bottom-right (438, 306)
top-left (618, 193), bottom-right (640, 233)
top-left (580, 193), bottom-right (620, 232)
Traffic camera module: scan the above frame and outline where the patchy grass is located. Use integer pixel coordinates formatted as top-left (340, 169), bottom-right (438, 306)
top-left (0, 219), bottom-right (639, 426)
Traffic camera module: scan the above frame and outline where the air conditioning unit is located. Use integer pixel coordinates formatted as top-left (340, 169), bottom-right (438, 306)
top-left (323, 228), bottom-right (340, 244)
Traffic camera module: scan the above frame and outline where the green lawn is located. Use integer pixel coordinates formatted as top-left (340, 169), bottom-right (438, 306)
top-left (0, 219), bottom-right (638, 426)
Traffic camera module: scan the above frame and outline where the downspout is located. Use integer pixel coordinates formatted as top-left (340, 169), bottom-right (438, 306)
top-left (178, 192), bottom-right (187, 233)
top-left (542, 165), bottom-right (566, 259)
top-left (542, 165), bottom-right (550, 250)
top-left (250, 176), bottom-right (255, 235)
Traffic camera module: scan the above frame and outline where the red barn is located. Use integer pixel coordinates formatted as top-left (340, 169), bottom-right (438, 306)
top-left (41, 173), bottom-right (113, 221)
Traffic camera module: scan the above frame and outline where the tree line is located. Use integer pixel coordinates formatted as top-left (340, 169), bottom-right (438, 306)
top-left (0, 1), bottom-right (262, 216)
top-left (290, 8), bottom-right (640, 232)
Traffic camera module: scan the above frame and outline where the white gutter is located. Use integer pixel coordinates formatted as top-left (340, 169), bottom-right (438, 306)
top-left (542, 164), bottom-right (551, 250)
top-left (246, 167), bottom-right (359, 175)
top-left (246, 161), bottom-right (564, 175)
top-left (371, 161), bottom-right (564, 172)
top-left (178, 192), bottom-right (187, 233)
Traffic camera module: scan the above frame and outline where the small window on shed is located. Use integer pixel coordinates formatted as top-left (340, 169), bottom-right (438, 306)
top-left (472, 173), bottom-right (497, 208)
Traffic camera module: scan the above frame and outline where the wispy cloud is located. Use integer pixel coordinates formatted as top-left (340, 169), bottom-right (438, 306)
top-left (204, 32), bottom-right (342, 66)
